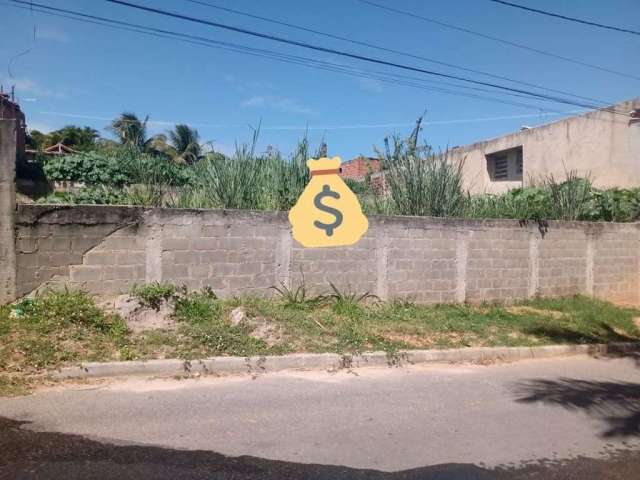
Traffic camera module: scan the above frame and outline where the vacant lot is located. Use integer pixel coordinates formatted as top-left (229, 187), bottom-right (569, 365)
top-left (1, 285), bottom-right (639, 395)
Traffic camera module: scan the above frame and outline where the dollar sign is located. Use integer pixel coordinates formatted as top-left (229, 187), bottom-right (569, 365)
top-left (313, 184), bottom-right (343, 237)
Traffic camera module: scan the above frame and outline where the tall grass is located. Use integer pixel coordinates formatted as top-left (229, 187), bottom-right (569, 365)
top-left (544, 170), bottom-right (592, 220)
top-left (35, 119), bottom-right (640, 223)
top-left (378, 118), bottom-right (466, 217)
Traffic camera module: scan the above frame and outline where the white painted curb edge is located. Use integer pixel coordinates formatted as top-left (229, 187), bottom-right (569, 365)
top-left (50, 342), bottom-right (639, 380)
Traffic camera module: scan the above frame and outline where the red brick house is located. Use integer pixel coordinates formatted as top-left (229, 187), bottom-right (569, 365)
top-left (340, 156), bottom-right (381, 181)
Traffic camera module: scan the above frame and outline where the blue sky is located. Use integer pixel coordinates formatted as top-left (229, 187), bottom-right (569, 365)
top-left (1, 0), bottom-right (638, 158)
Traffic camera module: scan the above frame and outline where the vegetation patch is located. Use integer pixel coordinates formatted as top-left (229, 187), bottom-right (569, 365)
top-left (21, 113), bottom-right (640, 222)
top-left (1, 286), bottom-right (639, 396)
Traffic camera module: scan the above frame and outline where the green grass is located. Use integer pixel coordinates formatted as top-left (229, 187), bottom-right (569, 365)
top-left (1, 288), bottom-right (639, 396)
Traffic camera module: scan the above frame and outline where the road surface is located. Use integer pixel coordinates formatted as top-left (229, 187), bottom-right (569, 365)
top-left (1, 355), bottom-right (639, 479)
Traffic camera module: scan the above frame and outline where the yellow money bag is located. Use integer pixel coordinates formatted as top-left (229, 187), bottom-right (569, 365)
top-left (289, 157), bottom-right (369, 248)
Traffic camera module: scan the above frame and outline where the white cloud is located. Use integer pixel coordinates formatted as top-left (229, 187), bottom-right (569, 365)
top-left (241, 95), bottom-right (313, 115)
top-left (1, 77), bottom-right (66, 99)
top-left (357, 77), bottom-right (383, 93)
top-left (37, 27), bottom-right (70, 43)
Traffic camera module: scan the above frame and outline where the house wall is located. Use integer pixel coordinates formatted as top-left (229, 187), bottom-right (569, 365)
top-left (10, 205), bottom-right (640, 305)
top-left (450, 98), bottom-right (640, 194)
top-left (341, 157), bottom-right (381, 181)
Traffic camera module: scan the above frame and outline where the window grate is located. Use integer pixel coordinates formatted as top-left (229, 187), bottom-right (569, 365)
top-left (493, 156), bottom-right (508, 180)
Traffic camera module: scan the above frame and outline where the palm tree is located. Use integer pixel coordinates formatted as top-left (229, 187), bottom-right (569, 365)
top-left (168, 124), bottom-right (201, 164)
top-left (109, 112), bottom-right (149, 149)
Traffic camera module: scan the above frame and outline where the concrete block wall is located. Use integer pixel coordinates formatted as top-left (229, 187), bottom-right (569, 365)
top-left (9, 205), bottom-right (640, 305)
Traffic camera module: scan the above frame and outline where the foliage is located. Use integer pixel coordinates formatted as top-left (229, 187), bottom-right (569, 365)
top-left (584, 187), bottom-right (640, 222)
top-left (271, 271), bottom-right (326, 309)
top-left (262, 136), bottom-right (312, 211)
top-left (131, 283), bottom-right (177, 311)
top-left (0, 289), bottom-right (128, 382)
top-left (37, 185), bottom-right (127, 205)
top-left (43, 151), bottom-right (131, 186)
top-left (169, 124), bottom-right (202, 164)
top-left (109, 112), bottom-right (150, 149)
top-left (467, 186), bottom-right (551, 220)
top-left (327, 281), bottom-right (378, 316)
top-left (379, 117), bottom-right (467, 217)
top-left (173, 286), bottom-right (220, 322)
top-left (3, 287), bottom-right (640, 395)
top-left (41, 146), bottom-right (192, 205)
top-left (191, 131), bottom-right (267, 209)
top-left (172, 287), bottom-right (267, 357)
top-left (26, 113), bottom-right (640, 223)
top-left (27, 126), bottom-right (99, 151)
top-left (544, 171), bottom-right (593, 221)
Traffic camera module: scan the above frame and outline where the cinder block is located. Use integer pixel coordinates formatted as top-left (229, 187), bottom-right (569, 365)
top-left (116, 251), bottom-right (144, 266)
top-left (39, 237), bottom-right (71, 252)
top-left (70, 265), bottom-right (103, 282)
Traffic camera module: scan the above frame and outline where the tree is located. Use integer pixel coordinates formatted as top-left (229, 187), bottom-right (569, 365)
top-left (49, 126), bottom-right (99, 150)
top-left (109, 112), bottom-right (149, 149)
top-left (168, 124), bottom-right (201, 164)
top-left (26, 126), bottom-right (100, 151)
top-left (26, 130), bottom-right (48, 150)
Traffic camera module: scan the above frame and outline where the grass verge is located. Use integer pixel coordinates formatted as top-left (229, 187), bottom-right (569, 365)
top-left (1, 288), bottom-right (639, 396)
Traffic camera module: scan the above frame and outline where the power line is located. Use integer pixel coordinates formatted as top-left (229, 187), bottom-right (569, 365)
top-left (8, 1), bottom-right (630, 121)
top-left (488, 0), bottom-right (640, 36)
top-left (6, 1), bottom-right (569, 112)
top-left (38, 109), bottom-right (590, 130)
top-left (183, 0), bottom-right (625, 99)
top-left (356, 0), bottom-right (640, 81)
top-left (100, 0), bottom-right (628, 114)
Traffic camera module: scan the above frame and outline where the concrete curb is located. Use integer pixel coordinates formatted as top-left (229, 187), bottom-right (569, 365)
top-left (50, 342), bottom-right (640, 380)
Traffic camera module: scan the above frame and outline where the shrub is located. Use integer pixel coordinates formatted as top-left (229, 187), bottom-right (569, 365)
top-left (173, 286), bottom-right (221, 322)
top-left (131, 283), bottom-right (177, 311)
top-left (43, 147), bottom-right (192, 188)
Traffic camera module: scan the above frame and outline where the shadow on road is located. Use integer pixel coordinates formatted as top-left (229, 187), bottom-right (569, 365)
top-left (513, 377), bottom-right (640, 437)
top-left (2, 415), bottom-right (640, 479)
top-left (513, 324), bottom-right (640, 438)
top-left (0, 416), bottom-right (498, 480)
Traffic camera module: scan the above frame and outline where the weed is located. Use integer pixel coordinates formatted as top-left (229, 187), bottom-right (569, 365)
top-left (328, 281), bottom-right (378, 316)
top-left (271, 271), bottom-right (326, 309)
top-left (0, 289), bottom-right (128, 375)
top-left (131, 282), bottom-right (177, 311)
top-left (173, 286), bottom-right (221, 323)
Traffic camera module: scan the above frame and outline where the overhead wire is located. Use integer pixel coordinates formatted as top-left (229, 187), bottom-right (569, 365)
top-left (356, 0), bottom-right (640, 80)
top-left (182, 0), bottom-right (629, 98)
top-left (99, 0), bottom-right (630, 115)
top-left (487, 0), bottom-right (640, 36)
top-left (5, 0), bottom-right (583, 113)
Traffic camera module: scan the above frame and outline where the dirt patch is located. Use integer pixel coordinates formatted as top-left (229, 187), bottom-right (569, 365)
top-left (507, 306), bottom-right (566, 319)
top-left (100, 295), bottom-right (177, 333)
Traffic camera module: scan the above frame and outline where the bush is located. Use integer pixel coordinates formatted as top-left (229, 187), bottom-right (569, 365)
top-left (43, 147), bottom-right (192, 188)
top-left (173, 287), bottom-right (221, 322)
top-left (44, 151), bottom-right (130, 186)
top-left (131, 283), bottom-right (177, 311)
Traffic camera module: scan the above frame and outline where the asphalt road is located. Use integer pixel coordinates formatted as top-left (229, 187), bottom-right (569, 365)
top-left (1, 355), bottom-right (639, 479)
